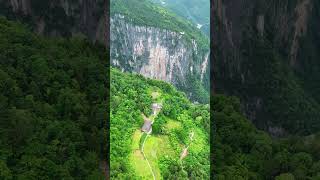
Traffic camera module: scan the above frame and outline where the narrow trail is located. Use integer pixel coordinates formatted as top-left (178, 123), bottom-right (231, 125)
top-left (139, 91), bottom-right (162, 180)
top-left (141, 134), bottom-right (156, 180)
top-left (180, 131), bottom-right (195, 170)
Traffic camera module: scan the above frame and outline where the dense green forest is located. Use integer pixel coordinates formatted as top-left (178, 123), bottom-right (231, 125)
top-left (213, 95), bottom-right (320, 179)
top-left (214, 22), bottom-right (320, 135)
top-left (110, 0), bottom-right (210, 105)
top-left (110, 68), bottom-right (210, 179)
top-left (151, 0), bottom-right (210, 25)
top-left (242, 33), bottom-right (320, 135)
top-left (110, 0), bottom-right (209, 51)
top-left (213, 1), bottom-right (320, 178)
top-left (0, 17), bottom-right (107, 179)
top-left (213, 1), bottom-right (320, 136)
top-left (151, 0), bottom-right (210, 36)
top-left (0, 0), bottom-right (105, 39)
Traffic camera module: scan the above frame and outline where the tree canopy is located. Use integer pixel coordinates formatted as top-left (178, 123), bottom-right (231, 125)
top-left (0, 16), bottom-right (107, 179)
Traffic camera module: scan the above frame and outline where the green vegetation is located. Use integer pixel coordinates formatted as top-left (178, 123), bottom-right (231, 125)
top-left (0, 17), bottom-right (107, 178)
top-left (298, 1), bottom-right (320, 110)
top-left (213, 95), bottom-right (320, 179)
top-left (166, 119), bottom-right (182, 130)
top-left (130, 130), bottom-right (153, 179)
top-left (139, 133), bottom-right (148, 150)
top-left (151, 0), bottom-right (209, 25)
top-left (215, 22), bottom-right (320, 135)
top-left (151, 0), bottom-right (210, 36)
top-left (243, 36), bottom-right (320, 134)
top-left (110, 0), bottom-right (209, 51)
top-left (0, 0), bottom-right (105, 38)
top-left (110, 68), bottom-right (209, 179)
top-left (213, 2), bottom-right (320, 177)
top-left (110, 0), bottom-right (210, 104)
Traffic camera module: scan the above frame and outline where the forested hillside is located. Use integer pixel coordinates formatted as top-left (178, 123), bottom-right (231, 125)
top-left (110, 68), bottom-right (210, 179)
top-left (213, 0), bottom-right (320, 136)
top-left (110, 0), bottom-right (210, 104)
top-left (151, 0), bottom-right (210, 36)
top-left (213, 95), bottom-right (320, 179)
top-left (111, 0), bottom-right (208, 48)
top-left (0, 0), bottom-right (107, 46)
top-left (110, 1), bottom-right (210, 179)
top-left (0, 17), bottom-right (107, 179)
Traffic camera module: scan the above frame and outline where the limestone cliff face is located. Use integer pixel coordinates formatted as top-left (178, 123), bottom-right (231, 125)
top-left (213, 0), bottom-right (313, 77)
top-left (111, 14), bottom-right (210, 94)
top-left (0, 0), bottom-right (107, 46)
top-left (213, 0), bottom-right (320, 135)
top-left (7, 0), bottom-right (31, 14)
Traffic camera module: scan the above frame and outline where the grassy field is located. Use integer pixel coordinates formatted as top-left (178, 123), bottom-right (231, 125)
top-left (143, 136), bottom-right (164, 179)
top-left (148, 88), bottom-right (163, 103)
top-left (130, 130), bottom-right (154, 179)
top-left (166, 119), bottom-right (182, 130)
top-left (130, 129), bottom-right (178, 179)
top-left (111, 68), bottom-right (210, 178)
top-left (129, 117), bottom-right (208, 179)
top-left (129, 87), bottom-right (208, 179)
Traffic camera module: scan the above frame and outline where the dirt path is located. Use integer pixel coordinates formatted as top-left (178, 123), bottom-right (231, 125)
top-left (141, 134), bottom-right (156, 180)
top-left (138, 90), bottom-right (163, 179)
top-left (140, 103), bottom-right (162, 180)
top-left (180, 131), bottom-right (194, 160)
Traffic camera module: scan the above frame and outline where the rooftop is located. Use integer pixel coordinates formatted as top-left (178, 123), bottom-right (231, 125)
top-left (141, 120), bottom-right (152, 133)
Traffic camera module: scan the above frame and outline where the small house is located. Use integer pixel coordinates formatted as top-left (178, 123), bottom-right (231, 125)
top-left (141, 120), bottom-right (152, 134)
top-left (151, 103), bottom-right (162, 115)
top-left (141, 114), bottom-right (153, 134)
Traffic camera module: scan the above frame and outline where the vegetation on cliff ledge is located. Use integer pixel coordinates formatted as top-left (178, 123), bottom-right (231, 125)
top-left (110, 0), bottom-right (209, 51)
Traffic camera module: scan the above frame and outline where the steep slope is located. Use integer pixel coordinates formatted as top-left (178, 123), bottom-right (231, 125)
top-left (0, 17), bottom-right (107, 179)
top-left (110, 68), bottom-right (210, 179)
top-left (213, 0), bottom-right (320, 135)
top-left (151, 0), bottom-right (210, 36)
top-left (110, 0), bottom-right (210, 103)
top-left (213, 95), bottom-right (320, 179)
top-left (0, 0), bottom-right (108, 46)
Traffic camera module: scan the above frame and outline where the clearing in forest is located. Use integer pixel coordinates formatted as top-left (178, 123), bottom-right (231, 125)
top-left (129, 88), bottom-right (207, 179)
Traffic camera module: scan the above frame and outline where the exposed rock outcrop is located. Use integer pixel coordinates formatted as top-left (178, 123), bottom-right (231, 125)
top-left (111, 14), bottom-right (210, 94)
top-left (212, 0), bottom-right (319, 135)
top-left (0, 0), bottom-right (107, 46)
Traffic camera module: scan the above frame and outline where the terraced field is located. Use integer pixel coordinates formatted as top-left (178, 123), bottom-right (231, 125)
top-left (129, 89), bottom-right (208, 179)
top-left (111, 68), bottom-right (210, 179)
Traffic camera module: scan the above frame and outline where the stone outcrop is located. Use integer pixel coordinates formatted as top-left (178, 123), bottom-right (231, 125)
top-left (110, 14), bottom-right (210, 93)
top-left (0, 0), bottom-right (107, 46)
top-left (212, 0), bottom-right (319, 135)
